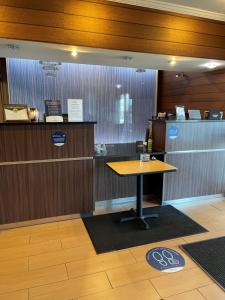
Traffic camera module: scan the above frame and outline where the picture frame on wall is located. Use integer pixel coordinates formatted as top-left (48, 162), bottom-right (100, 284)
top-left (3, 104), bottom-right (30, 122)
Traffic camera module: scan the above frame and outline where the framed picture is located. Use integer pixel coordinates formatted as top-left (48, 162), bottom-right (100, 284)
top-left (3, 104), bottom-right (30, 122)
top-left (175, 105), bottom-right (186, 120)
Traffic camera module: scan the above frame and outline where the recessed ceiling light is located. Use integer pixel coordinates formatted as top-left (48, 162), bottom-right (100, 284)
top-left (116, 84), bottom-right (122, 89)
top-left (169, 60), bottom-right (176, 66)
top-left (71, 50), bottom-right (78, 57)
top-left (205, 62), bottom-right (219, 69)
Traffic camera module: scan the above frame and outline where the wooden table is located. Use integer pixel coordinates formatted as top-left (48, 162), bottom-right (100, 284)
top-left (107, 159), bottom-right (177, 229)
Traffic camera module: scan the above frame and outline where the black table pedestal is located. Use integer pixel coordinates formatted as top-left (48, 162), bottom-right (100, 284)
top-left (120, 174), bottom-right (159, 229)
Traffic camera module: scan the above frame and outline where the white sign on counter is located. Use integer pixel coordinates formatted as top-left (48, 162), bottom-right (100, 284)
top-left (67, 99), bottom-right (83, 122)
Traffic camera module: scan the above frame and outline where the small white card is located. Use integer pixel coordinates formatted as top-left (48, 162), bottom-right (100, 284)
top-left (68, 99), bottom-right (83, 122)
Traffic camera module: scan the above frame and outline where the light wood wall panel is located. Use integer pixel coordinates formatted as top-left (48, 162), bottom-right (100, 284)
top-left (0, 0), bottom-right (225, 59)
top-left (157, 69), bottom-right (225, 116)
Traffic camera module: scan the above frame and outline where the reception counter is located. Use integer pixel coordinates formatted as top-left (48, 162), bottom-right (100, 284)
top-left (0, 122), bottom-right (96, 225)
top-left (152, 120), bottom-right (225, 202)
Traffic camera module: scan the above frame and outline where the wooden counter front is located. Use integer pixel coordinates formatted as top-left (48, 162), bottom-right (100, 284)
top-left (0, 122), bottom-right (96, 225)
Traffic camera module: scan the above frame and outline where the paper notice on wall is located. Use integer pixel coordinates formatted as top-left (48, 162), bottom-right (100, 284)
top-left (67, 99), bottom-right (83, 122)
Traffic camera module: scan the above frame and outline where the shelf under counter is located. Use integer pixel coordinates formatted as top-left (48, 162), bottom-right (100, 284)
top-left (0, 121), bottom-right (97, 125)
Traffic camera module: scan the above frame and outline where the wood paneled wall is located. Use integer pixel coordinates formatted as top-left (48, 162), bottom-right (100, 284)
top-left (1, 1), bottom-right (225, 59)
top-left (157, 69), bottom-right (225, 116)
top-left (0, 58), bottom-right (9, 121)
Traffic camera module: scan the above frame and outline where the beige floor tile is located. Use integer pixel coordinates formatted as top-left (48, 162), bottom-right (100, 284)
top-left (0, 240), bottom-right (61, 262)
top-left (0, 222), bottom-right (59, 237)
top-left (198, 283), bottom-right (225, 300)
top-left (165, 289), bottom-right (205, 300)
top-left (106, 246), bottom-right (196, 288)
top-left (30, 228), bottom-right (60, 244)
top-left (150, 268), bottom-right (212, 298)
top-left (182, 229), bottom-right (225, 243)
top-left (0, 257), bottom-right (28, 276)
top-left (106, 261), bottom-right (164, 287)
top-left (130, 238), bottom-right (185, 261)
top-left (57, 218), bottom-right (85, 229)
top-left (0, 264), bottom-right (67, 295)
top-left (67, 249), bottom-right (136, 279)
top-left (0, 234), bottom-right (30, 249)
top-left (79, 280), bottom-right (160, 300)
top-left (30, 221), bottom-right (88, 244)
top-left (29, 244), bottom-right (96, 270)
top-left (61, 235), bottom-right (92, 249)
top-left (30, 272), bottom-right (111, 300)
top-left (0, 289), bottom-right (28, 300)
top-left (210, 200), bottom-right (225, 211)
top-left (58, 226), bottom-right (89, 240)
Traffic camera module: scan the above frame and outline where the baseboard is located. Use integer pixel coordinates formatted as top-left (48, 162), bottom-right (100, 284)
top-left (163, 194), bottom-right (225, 205)
top-left (0, 213), bottom-right (80, 231)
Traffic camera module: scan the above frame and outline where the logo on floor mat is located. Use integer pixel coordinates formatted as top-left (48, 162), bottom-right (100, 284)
top-left (146, 247), bottom-right (185, 272)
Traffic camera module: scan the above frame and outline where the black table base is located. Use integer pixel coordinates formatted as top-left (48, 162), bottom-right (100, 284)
top-left (120, 174), bottom-right (159, 229)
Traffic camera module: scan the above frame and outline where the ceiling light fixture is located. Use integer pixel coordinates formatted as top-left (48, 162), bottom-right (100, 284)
top-left (169, 60), bottom-right (176, 66)
top-left (71, 50), bottom-right (78, 57)
top-left (39, 61), bottom-right (62, 77)
top-left (136, 68), bottom-right (146, 73)
top-left (205, 62), bottom-right (219, 69)
top-left (7, 44), bottom-right (20, 51)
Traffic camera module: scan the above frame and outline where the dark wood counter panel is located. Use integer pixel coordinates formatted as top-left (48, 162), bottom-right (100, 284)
top-left (0, 122), bottom-right (96, 225)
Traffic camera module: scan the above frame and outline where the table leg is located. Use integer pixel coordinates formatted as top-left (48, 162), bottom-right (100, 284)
top-left (120, 174), bottom-right (159, 229)
top-left (136, 174), bottom-right (143, 218)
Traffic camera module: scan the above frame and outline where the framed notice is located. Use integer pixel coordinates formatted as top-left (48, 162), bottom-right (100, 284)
top-left (175, 105), bottom-right (185, 120)
top-left (3, 104), bottom-right (30, 122)
top-left (67, 99), bottom-right (83, 122)
top-left (188, 109), bottom-right (201, 120)
top-left (45, 100), bottom-right (63, 122)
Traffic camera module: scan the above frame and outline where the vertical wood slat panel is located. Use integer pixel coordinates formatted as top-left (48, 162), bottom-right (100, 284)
top-left (158, 69), bottom-right (225, 116)
top-left (0, 159), bottom-right (93, 224)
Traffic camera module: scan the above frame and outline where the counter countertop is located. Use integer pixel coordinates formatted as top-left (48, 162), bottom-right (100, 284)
top-left (0, 121), bottom-right (97, 125)
top-left (150, 119), bottom-right (225, 123)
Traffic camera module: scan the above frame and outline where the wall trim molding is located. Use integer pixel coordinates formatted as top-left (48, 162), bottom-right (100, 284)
top-left (111, 0), bottom-right (225, 22)
top-left (163, 193), bottom-right (225, 205)
top-left (0, 213), bottom-right (80, 230)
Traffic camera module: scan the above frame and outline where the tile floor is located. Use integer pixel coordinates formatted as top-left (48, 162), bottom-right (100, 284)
top-left (0, 198), bottom-right (224, 299)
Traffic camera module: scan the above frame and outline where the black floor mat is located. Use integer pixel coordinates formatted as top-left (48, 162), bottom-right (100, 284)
top-left (82, 205), bottom-right (207, 253)
top-left (181, 237), bottom-right (225, 291)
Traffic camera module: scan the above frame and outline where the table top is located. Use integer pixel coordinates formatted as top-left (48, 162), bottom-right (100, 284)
top-left (107, 159), bottom-right (177, 176)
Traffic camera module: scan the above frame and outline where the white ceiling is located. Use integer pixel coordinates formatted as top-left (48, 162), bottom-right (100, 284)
top-left (1, 38), bottom-right (225, 72)
top-left (160, 0), bottom-right (225, 14)
top-left (111, 0), bottom-right (225, 21)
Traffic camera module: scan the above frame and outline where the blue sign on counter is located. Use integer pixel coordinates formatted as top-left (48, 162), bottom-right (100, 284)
top-left (51, 131), bottom-right (67, 147)
top-left (168, 126), bottom-right (179, 139)
top-left (146, 247), bottom-right (185, 272)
